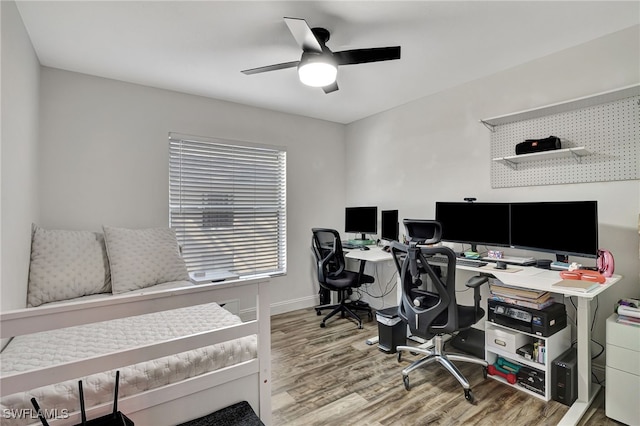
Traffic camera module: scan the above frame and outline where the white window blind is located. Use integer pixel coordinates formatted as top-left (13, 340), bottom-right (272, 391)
top-left (169, 133), bottom-right (286, 278)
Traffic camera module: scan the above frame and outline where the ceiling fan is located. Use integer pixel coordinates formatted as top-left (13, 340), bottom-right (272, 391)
top-left (241, 17), bottom-right (401, 94)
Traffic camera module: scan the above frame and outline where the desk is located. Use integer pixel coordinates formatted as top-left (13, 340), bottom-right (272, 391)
top-left (344, 246), bottom-right (393, 268)
top-left (344, 246), bottom-right (395, 292)
top-left (458, 262), bottom-right (622, 426)
top-left (349, 249), bottom-right (621, 424)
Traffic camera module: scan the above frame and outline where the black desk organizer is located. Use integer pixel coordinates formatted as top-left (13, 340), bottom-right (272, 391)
top-left (31, 371), bottom-right (134, 426)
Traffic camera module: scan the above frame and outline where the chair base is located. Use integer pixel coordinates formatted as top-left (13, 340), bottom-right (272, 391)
top-left (397, 333), bottom-right (488, 404)
top-left (315, 298), bottom-right (372, 329)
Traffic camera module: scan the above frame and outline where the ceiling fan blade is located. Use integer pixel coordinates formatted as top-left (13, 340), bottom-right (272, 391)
top-left (284, 17), bottom-right (323, 53)
top-left (334, 46), bottom-right (401, 65)
top-left (322, 81), bottom-right (339, 94)
top-left (241, 61), bottom-right (299, 75)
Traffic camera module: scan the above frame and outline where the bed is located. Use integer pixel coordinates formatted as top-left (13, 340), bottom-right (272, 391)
top-left (0, 225), bottom-right (272, 426)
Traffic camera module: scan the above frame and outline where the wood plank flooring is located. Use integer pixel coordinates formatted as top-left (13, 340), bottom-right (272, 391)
top-left (271, 308), bottom-right (615, 426)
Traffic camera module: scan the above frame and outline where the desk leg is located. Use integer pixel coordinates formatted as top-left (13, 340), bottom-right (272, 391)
top-left (355, 259), bottom-right (378, 345)
top-left (357, 259), bottom-right (366, 281)
top-left (559, 296), bottom-right (601, 426)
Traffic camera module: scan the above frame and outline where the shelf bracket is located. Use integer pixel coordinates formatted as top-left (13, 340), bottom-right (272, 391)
top-left (501, 158), bottom-right (518, 170)
top-left (480, 120), bottom-right (496, 132)
top-left (569, 150), bottom-right (583, 164)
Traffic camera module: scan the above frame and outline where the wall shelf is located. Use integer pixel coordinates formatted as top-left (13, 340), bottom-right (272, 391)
top-left (485, 83), bottom-right (638, 187)
top-left (493, 147), bottom-right (589, 170)
top-left (480, 84), bottom-right (640, 131)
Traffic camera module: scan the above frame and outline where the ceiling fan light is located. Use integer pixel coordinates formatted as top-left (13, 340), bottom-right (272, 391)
top-left (298, 60), bottom-right (337, 87)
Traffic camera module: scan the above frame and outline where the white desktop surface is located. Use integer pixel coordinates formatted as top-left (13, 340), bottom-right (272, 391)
top-left (344, 246), bottom-right (393, 263)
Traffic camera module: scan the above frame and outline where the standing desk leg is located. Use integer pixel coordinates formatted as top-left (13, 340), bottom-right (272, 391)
top-left (354, 259), bottom-right (378, 344)
top-left (559, 296), bottom-right (601, 425)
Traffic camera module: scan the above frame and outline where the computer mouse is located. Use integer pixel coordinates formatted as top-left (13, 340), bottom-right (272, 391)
top-left (360, 246), bottom-right (370, 251)
top-left (495, 261), bottom-right (507, 270)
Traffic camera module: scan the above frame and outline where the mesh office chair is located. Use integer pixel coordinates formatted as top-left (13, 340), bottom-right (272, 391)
top-left (390, 219), bottom-right (488, 404)
top-left (311, 228), bottom-right (374, 329)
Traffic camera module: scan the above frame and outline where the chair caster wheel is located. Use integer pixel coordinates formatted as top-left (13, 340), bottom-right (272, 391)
top-left (464, 389), bottom-right (476, 404)
top-left (397, 351), bottom-right (402, 362)
top-left (320, 322), bottom-right (326, 328)
top-left (482, 366), bottom-right (488, 379)
top-left (316, 310), bottom-right (321, 316)
top-left (358, 324), bottom-right (363, 329)
top-left (403, 375), bottom-right (410, 391)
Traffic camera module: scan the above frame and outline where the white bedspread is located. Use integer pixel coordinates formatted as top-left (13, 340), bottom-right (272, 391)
top-left (1, 287), bottom-right (257, 426)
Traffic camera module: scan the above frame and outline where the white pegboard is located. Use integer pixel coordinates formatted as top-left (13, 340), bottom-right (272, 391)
top-left (490, 95), bottom-right (639, 188)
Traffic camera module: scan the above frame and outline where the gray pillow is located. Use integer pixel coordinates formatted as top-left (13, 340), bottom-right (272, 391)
top-left (27, 225), bottom-right (111, 307)
top-left (103, 226), bottom-right (189, 294)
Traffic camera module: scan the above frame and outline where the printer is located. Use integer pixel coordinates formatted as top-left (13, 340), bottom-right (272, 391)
top-left (488, 300), bottom-right (566, 337)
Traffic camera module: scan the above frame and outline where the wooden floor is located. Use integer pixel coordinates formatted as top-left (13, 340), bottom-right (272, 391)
top-left (271, 308), bottom-right (616, 426)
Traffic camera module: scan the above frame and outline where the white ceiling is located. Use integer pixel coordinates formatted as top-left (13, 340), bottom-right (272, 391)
top-left (15, 1), bottom-right (640, 124)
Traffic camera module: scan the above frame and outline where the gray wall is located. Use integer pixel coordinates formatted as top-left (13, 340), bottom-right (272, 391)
top-left (35, 68), bottom-right (346, 314)
top-left (344, 25), bottom-right (640, 370)
top-left (0, 0), bottom-right (41, 312)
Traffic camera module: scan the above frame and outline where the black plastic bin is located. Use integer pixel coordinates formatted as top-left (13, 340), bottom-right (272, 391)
top-left (376, 306), bottom-right (405, 353)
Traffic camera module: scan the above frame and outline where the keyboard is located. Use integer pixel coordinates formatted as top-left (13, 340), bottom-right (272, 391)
top-left (427, 256), bottom-right (487, 268)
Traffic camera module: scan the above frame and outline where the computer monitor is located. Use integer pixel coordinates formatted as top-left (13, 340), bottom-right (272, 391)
top-left (510, 201), bottom-right (598, 260)
top-left (381, 210), bottom-right (399, 241)
top-left (435, 202), bottom-right (511, 253)
top-left (345, 206), bottom-right (377, 240)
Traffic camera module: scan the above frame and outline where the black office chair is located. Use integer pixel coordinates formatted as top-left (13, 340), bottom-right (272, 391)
top-left (311, 228), bottom-right (374, 329)
top-left (390, 219), bottom-right (488, 404)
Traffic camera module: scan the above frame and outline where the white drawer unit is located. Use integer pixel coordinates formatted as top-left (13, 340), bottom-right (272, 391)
top-left (605, 314), bottom-right (640, 425)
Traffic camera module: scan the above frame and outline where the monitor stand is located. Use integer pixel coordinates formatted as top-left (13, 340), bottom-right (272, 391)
top-left (463, 244), bottom-right (480, 259)
top-left (551, 254), bottom-right (571, 270)
top-left (349, 235), bottom-right (376, 246)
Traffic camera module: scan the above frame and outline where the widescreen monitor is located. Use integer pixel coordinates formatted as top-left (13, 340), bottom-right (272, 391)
top-left (381, 210), bottom-right (399, 241)
top-left (510, 201), bottom-right (598, 259)
top-left (435, 202), bottom-right (511, 252)
top-left (345, 206), bottom-right (377, 240)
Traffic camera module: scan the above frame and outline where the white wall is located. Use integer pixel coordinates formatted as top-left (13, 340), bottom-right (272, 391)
top-left (0, 0), bottom-right (40, 311)
top-left (36, 68), bottom-right (346, 314)
top-left (345, 26), bottom-right (640, 368)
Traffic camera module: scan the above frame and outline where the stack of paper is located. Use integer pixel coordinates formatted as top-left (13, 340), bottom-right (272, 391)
top-left (616, 298), bottom-right (640, 327)
top-left (489, 279), bottom-right (555, 310)
top-left (551, 279), bottom-right (600, 293)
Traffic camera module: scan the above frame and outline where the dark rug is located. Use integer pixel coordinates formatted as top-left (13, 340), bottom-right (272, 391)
top-left (176, 401), bottom-right (264, 426)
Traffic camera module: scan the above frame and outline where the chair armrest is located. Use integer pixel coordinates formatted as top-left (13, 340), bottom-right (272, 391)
top-left (465, 275), bottom-right (488, 289)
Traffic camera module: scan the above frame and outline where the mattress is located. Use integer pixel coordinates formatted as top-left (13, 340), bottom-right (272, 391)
top-left (1, 284), bottom-right (257, 426)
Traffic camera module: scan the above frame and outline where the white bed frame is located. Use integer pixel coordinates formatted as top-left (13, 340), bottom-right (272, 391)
top-left (0, 277), bottom-right (271, 426)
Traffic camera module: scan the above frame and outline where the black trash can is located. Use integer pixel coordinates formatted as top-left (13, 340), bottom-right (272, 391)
top-left (376, 306), bottom-right (405, 353)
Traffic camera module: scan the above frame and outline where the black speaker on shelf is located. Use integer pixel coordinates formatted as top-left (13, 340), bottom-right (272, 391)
top-left (515, 136), bottom-right (561, 155)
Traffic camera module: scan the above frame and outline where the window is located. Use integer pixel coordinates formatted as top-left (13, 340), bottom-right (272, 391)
top-left (169, 133), bottom-right (286, 278)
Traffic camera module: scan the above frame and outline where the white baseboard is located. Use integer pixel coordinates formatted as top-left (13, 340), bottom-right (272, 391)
top-left (269, 295), bottom-right (318, 315)
top-left (239, 295), bottom-right (318, 320)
